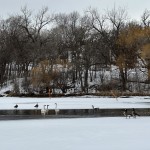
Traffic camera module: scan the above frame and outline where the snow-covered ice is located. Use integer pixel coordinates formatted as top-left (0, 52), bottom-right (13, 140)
top-left (0, 96), bottom-right (150, 149)
top-left (0, 96), bottom-right (150, 109)
top-left (0, 117), bottom-right (150, 150)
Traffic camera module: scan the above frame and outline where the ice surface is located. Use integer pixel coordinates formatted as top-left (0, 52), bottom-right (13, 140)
top-left (0, 96), bottom-right (150, 150)
top-left (0, 117), bottom-right (150, 150)
top-left (0, 96), bottom-right (150, 109)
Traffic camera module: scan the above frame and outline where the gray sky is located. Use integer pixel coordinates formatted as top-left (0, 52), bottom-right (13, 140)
top-left (0, 0), bottom-right (150, 21)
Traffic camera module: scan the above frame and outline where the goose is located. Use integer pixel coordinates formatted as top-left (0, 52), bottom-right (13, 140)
top-left (92, 105), bottom-right (99, 112)
top-left (14, 104), bottom-right (18, 109)
top-left (123, 109), bottom-right (131, 119)
top-left (34, 103), bottom-right (39, 109)
top-left (123, 109), bottom-right (127, 117)
top-left (131, 108), bottom-right (140, 118)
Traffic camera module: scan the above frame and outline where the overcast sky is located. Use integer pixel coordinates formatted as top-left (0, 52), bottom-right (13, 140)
top-left (0, 0), bottom-right (150, 21)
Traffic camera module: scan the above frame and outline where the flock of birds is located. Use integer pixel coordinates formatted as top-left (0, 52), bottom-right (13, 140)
top-left (14, 103), bottom-right (58, 109)
top-left (14, 104), bottom-right (140, 118)
top-left (123, 108), bottom-right (140, 118)
top-left (14, 103), bottom-right (59, 115)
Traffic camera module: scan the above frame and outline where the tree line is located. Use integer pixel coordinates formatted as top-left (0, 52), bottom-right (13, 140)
top-left (0, 6), bottom-right (150, 95)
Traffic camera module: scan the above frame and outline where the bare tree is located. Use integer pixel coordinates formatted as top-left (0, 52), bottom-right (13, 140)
top-left (141, 9), bottom-right (150, 27)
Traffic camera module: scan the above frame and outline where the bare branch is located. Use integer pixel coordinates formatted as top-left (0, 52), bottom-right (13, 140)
top-left (141, 9), bottom-right (150, 27)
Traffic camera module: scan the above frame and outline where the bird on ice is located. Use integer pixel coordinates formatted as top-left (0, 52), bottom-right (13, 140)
top-left (34, 103), bottom-right (39, 109)
top-left (14, 104), bottom-right (18, 109)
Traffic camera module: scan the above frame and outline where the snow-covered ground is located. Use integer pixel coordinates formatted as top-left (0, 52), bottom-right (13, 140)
top-left (0, 96), bottom-right (150, 109)
top-left (0, 117), bottom-right (150, 150)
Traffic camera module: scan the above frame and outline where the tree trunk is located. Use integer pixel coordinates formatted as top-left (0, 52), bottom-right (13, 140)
top-left (119, 67), bottom-right (127, 91)
top-left (0, 62), bottom-right (6, 85)
top-left (84, 67), bottom-right (89, 93)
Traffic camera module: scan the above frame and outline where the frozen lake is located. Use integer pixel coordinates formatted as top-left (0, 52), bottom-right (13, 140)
top-left (0, 96), bottom-right (150, 149)
top-left (0, 117), bottom-right (150, 150)
top-left (0, 96), bottom-right (150, 109)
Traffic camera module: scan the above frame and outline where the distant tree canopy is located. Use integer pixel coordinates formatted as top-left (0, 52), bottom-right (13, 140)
top-left (1, 6), bottom-right (150, 94)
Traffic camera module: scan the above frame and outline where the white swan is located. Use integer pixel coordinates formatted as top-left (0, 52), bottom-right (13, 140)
top-left (41, 105), bottom-right (47, 116)
top-left (46, 105), bottom-right (49, 115)
top-left (46, 105), bottom-right (49, 110)
top-left (55, 103), bottom-right (59, 115)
